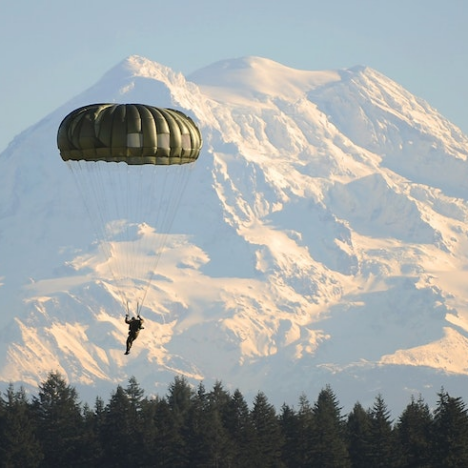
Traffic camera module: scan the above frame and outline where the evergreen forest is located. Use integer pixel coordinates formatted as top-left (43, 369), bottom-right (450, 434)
top-left (1, 371), bottom-right (468, 467)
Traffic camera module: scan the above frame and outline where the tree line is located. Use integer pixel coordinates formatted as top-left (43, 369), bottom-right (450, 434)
top-left (1, 371), bottom-right (468, 467)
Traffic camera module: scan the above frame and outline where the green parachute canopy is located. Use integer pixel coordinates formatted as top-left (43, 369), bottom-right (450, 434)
top-left (57, 103), bottom-right (203, 165)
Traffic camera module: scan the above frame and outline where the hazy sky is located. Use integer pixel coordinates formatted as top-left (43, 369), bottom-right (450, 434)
top-left (1, 0), bottom-right (467, 153)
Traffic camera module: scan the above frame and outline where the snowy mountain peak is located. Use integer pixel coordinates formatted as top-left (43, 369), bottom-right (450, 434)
top-left (99, 54), bottom-right (178, 83)
top-left (189, 55), bottom-right (341, 102)
top-left (1, 55), bottom-right (468, 412)
top-left (117, 54), bottom-right (184, 83)
top-left (60, 55), bottom-right (202, 118)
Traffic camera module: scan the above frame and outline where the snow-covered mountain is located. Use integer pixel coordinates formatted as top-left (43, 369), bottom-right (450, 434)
top-left (2, 55), bottom-right (468, 413)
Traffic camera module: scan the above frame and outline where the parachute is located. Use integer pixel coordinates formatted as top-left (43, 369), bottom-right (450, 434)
top-left (57, 103), bottom-right (202, 314)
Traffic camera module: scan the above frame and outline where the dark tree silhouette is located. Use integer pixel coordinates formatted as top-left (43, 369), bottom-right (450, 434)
top-left (224, 388), bottom-right (256, 468)
top-left (432, 389), bottom-right (468, 467)
top-left (1, 372), bottom-right (468, 467)
top-left (367, 394), bottom-right (398, 468)
top-left (346, 401), bottom-right (372, 468)
top-left (32, 371), bottom-right (83, 467)
top-left (310, 385), bottom-right (350, 467)
top-left (250, 391), bottom-right (284, 467)
top-left (397, 395), bottom-right (433, 468)
top-left (0, 384), bottom-right (43, 468)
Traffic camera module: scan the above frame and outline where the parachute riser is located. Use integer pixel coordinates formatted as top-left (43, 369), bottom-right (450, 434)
top-left (125, 300), bottom-right (142, 318)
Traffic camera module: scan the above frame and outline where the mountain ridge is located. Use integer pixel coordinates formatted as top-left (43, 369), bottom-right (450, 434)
top-left (1, 55), bottom-right (468, 412)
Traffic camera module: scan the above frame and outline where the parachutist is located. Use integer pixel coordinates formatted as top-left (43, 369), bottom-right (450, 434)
top-left (124, 314), bottom-right (145, 355)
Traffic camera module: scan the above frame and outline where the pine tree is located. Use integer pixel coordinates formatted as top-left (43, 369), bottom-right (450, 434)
top-left (367, 394), bottom-right (398, 468)
top-left (124, 376), bottom-right (146, 451)
top-left (91, 395), bottom-right (107, 466)
top-left (432, 389), bottom-right (468, 467)
top-left (223, 388), bottom-right (256, 468)
top-left (310, 385), bottom-right (350, 467)
top-left (138, 396), bottom-right (160, 467)
top-left (206, 381), bottom-right (236, 466)
top-left (100, 385), bottom-right (135, 467)
top-left (346, 402), bottom-right (372, 468)
top-left (396, 395), bottom-right (432, 468)
top-left (80, 402), bottom-right (103, 467)
top-left (184, 382), bottom-right (209, 466)
top-left (250, 391), bottom-right (284, 467)
top-left (296, 393), bottom-right (315, 467)
top-left (165, 376), bottom-right (195, 466)
top-left (151, 397), bottom-right (186, 468)
top-left (125, 376), bottom-right (145, 409)
top-left (279, 403), bottom-right (302, 467)
top-left (185, 382), bottom-right (232, 467)
top-left (0, 384), bottom-right (43, 468)
top-left (32, 371), bottom-right (83, 467)
top-left (166, 375), bottom-right (194, 428)
top-left (93, 396), bottom-right (106, 438)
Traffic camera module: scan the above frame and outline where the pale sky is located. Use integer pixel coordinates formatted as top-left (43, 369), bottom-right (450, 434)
top-left (1, 0), bottom-right (467, 153)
